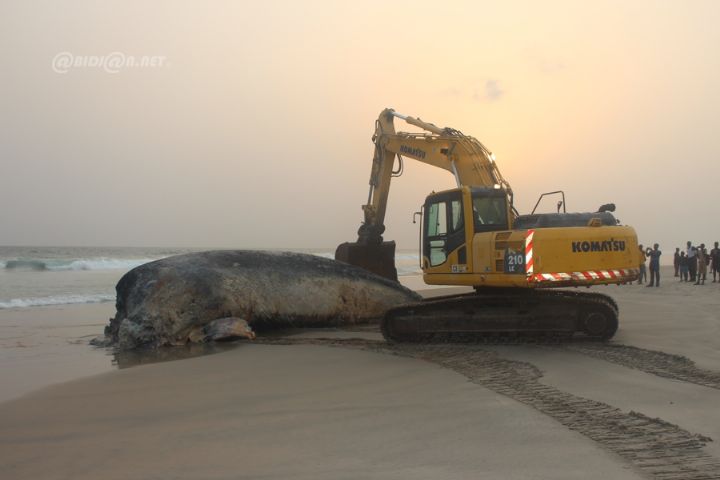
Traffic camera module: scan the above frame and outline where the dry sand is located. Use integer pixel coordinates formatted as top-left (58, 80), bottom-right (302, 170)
top-left (1, 266), bottom-right (720, 479)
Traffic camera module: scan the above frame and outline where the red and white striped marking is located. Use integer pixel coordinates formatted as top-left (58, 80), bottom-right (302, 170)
top-left (528, 268), bottom-right (640, 283)
top-left (525, 229), bottom-right (535, 276)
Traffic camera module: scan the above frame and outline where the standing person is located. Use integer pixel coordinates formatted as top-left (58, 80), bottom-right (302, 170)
top-left (637, 244), bottom-right (647, 285)
top-left (646, 243), bottom-right (661, 287)
top-left (673, 247), bottom-right (681, 277)
top-left (696, 244), bottom-right (708, 285)
top-left (686, 241), bottom-right (697, 283)
top-left (711, 241), bottom-right (720, 282)
top-left (679, 251), bottom-right (689, 281)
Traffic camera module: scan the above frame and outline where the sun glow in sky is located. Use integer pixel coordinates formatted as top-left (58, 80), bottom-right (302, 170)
top-left (1, 0), bottom-right (719, 251)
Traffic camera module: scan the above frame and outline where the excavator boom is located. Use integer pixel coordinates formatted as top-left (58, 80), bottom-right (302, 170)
top-left (336, 108), bottom-right (512, 279)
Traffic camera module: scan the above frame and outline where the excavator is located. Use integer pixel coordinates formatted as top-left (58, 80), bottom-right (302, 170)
top-left (336, 108), bottom-right (640, 342)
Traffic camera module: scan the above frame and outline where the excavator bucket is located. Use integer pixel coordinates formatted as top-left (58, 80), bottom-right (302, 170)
top-left (335, 241), bottom-right (398, 282)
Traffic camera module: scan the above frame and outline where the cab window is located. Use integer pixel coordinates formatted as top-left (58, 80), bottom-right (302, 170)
top-left (450, 199), bottom-right (463, 232)
top-left (473, 196), bottom-right (508, 232)
top-left (426, 201), bottom-right (448, 266)
top-left (427, 201), bottom-right (447, 237)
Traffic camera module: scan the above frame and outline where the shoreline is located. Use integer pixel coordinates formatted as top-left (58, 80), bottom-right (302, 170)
top-left (0, 274), bottom-right (451, 403)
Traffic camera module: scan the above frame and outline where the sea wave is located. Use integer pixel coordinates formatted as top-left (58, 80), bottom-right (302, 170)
top-left (1, 251), bottom-right (422, 274)
top-left (0, 294), bottom-right (115, 309)
top-left (2, 258), bottom-right (157, 272)
top-left (3, 260), bottom-right (48, 270)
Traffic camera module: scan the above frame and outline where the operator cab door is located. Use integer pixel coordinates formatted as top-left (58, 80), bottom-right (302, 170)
top-left (423, 191), bottom-right (465, 269)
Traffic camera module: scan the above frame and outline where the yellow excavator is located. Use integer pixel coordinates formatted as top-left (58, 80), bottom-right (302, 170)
top-left (336, 108), bottom-right (640, 341)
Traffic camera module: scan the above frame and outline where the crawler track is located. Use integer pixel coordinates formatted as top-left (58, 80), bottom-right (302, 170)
top-left (257, 336), bottom-right (720, 479)
top-left (381, 290), bottom-right (619, 343)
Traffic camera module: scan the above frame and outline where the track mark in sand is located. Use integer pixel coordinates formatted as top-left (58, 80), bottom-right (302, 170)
top-left (399, 344), bottom-right (720, 480)
top-left (259, 337), bottom-right (720, 480)
top-left (562, 344), bottom-right (720, 390)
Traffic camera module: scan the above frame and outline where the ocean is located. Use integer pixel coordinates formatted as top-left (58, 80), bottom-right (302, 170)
top-left (0, 246), bottom-right (423, 310)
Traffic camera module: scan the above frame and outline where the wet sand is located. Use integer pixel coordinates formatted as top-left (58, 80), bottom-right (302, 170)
top-left (2, 266), bottom-right (720, 479)
top-left (0, 303), bottom-right (116, 403)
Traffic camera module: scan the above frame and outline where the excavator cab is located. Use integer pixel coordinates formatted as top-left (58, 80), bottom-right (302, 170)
top-left (335, 187), bottom-right (514, 283)
top-left (422, 187), bottom-right (512, 272)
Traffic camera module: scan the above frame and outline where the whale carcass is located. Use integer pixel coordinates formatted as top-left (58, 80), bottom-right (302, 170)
top-left (98, 250), bottom-right (421, 350)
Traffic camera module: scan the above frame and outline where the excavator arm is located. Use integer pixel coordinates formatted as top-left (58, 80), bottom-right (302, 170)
top-left (360, 108), bottom-right (512, 243)
top-left (338, 108), bottom-right (513, 279)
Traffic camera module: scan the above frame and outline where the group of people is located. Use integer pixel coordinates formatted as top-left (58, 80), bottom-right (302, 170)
top-left (674, 241), bottom-right (720, 284)
top-left (637, 241), bottom-right (720, 287)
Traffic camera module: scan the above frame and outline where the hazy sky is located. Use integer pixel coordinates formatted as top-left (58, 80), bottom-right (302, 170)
top-left (1, 1), bottom-right (719, 250)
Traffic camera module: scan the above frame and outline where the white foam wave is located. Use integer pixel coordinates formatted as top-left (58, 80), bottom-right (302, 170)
top-left (47, 258), bottom-right (156, 271)
top-left (0, 294), bottom-right (115, 309)
top-left (2, 257), bottom-right (158, 272)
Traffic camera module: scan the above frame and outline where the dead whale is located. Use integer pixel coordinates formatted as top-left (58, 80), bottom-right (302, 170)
top-left (97, 250), bottom-right (421, 350)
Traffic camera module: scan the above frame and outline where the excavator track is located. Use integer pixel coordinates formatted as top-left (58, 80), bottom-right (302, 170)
top-left (381, 289), bottom-right (619, 343)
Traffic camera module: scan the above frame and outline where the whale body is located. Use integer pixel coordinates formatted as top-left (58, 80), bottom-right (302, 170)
top-left (98, 250), bottom-right (421, 350)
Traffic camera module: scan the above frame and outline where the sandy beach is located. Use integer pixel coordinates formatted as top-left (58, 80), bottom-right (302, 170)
top-left (2, 266), bottom-right (720, 479)
top-left (4, 1), bottom-right (719, 478)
